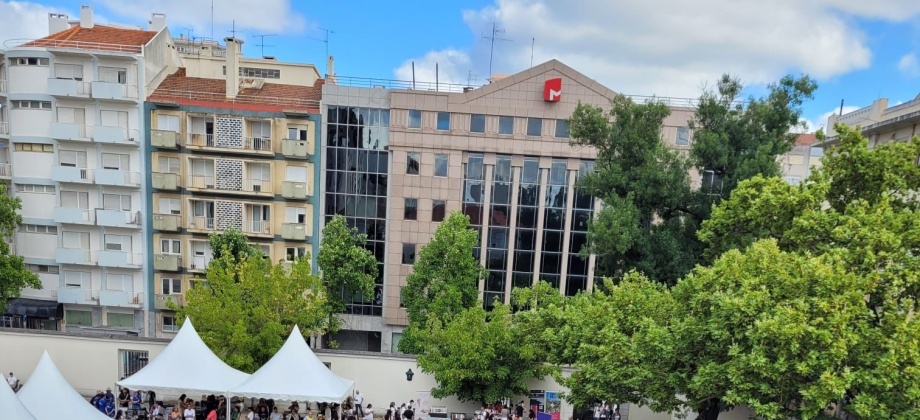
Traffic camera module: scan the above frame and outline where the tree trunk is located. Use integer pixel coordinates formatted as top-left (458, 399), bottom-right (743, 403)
top-left (696, 398), bottom-right (721, 420)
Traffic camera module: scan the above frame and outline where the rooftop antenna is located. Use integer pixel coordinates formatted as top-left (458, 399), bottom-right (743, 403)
top-left (253, 34), bottom-right (278, 57)
top-left (180, 27), bottom-right (193, 41)
top-left (467, 70), bottom-right (479, 86)
top-left (210, 0), bottom-right (214, 40)
top-left (483, 23), bottom-right (511, 82)
top-left (229, 20), bottom-right (239, 39)
top-left (530, 37), bottom-right (535, 68)
top-left (307, 27), bottom-right (335, 74)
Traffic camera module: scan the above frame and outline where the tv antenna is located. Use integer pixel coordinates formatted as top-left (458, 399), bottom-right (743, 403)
top-left (179, 27), bottom-right (194, 41)
top-left (307, 27), bottom-right (335, 73)
top-left (467, 70), bottom-right (479, 86)
top-left (483, 23), bottom-right (511, 82)
top-left (253, 34), bottom-right (278, 57)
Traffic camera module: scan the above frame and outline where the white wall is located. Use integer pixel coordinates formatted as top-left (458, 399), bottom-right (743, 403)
top-left (10, 108), bottom-right (53, 137)
top-left (17, 231), bottom-right (56, 259)
top-left (8, 65), bottom-right (50, 94)
top-left (19, 272), bottom-right (59, 300)
top-left (17, 189), bottom-right (55, 219)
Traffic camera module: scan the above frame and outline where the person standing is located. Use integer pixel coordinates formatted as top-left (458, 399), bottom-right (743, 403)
top-left (6, 372), bottom-right (19, 391)
top-left (363, 404), bottom-right (374, 420)
top-left (355, 392), bottom-right (365, 417)
top-left (184, 400), bottom-right (197, 420)
top-left (515, 402), bottom-right (524, 420)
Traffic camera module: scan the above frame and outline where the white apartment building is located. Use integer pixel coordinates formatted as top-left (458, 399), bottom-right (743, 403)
top-left (0, 6), bottom-right (180, 335)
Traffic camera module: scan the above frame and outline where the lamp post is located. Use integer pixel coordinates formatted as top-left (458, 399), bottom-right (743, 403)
top-left (405, 369), bottom-right (414, 381)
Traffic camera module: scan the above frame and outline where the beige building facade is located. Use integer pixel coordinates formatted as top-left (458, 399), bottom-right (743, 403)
top-left (825, 94), bottom-right (920, 148)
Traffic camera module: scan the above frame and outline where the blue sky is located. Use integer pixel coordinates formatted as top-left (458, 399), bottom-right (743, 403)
top-left (3, 0), bottom-right (920, 131)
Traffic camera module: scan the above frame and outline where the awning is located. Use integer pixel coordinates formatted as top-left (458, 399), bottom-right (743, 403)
top-left (3, 298), bottom-right (62, 318)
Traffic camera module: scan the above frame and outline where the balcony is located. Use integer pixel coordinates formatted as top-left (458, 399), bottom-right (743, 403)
top-left (99, 290), bottom-right (143, 308)
top-left (187, 216), bottom-right (215, 232)
top-left (185, 133), bottom-right (273, 155)
top-left (281, 139), bottom-right (312, 160)
top-left (153, 254), bottom-right (182, 271)
top-left (94, 126), bottom-right (139, 145)
top-left (0, 164), bottom-right (11, 179)
top-left (50, 122), bottom-right (92, 142)
top-left (185, 175), bottom-right (215, 190)
top-left (56, 287), bottom-right (96, 305)
top-left (0, 79), bottom-right (6, 94)
top-left (152, 213), bottom-right (180, 232)
top-left (152, 172), bottom-right (179, 191)
top-left (243, 178), bottom-right (272, 195)
top-left (95, 169), bottom-right (140, 188)
top-left (281, 181), bottom-right (308, 200)
top-left (95, 209), bottom-right (140, 229)
top-left (281, 223), bottom-right (307, 241)
top-left (151, 129), bottom-right (178, 148)
top-left (53, 207), bottom-right (95, 225)
top-left (56, 248), bottom-right (97, 265)
top-left (0, 122), bottom-right (8, 136)
top-left (47, 78), bottom-right (91, 97)
top-left (243, 220), bottom-right (272, 237)
top-left (91, 82), bottom-right (138, 101)
top-left (189, 255), bottom-right (212, 272)
top-left (51, 166), bottom-right (93, 184)
top-left (98, 251), bottom-right (143, 269)
top-left (154, 294), bottom-right (186, 311)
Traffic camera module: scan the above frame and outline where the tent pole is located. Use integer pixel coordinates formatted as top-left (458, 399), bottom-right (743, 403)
top-left (226, 392), bottom-right (231, 420)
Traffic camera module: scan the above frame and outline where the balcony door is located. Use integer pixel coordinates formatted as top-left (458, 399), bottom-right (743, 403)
top-left (62, 231), bottom-right (90, 249)
top-left (250, 205), bottom-right (270, 233)
top-left (60, 190), bottom-right (89, 209)
top-left (191, 241), bottom-right (212, 270)
top-left (189, 159), bottom-right (214, 187)
top-left (191, 201), bottom-right (215, 230)
top-left (288, 126), bottom-right (308, 141)
top-left (103, 193), bottom-right (131, 211)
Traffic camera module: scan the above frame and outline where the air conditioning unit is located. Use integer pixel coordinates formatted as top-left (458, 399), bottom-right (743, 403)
top-left (253, 184), bottom-right (261, 192)
top-left (128, 137), bottom-right (136, 142)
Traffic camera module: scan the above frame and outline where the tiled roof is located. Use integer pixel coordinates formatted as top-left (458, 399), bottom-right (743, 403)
top-left (148, 68), bottom-right (323, 113)
top-left (24, 25), bottom-right (157, 53)
top-left (795, 133), bottom-right (818, 146)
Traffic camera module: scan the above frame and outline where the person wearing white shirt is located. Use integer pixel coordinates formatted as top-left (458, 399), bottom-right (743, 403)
top-left (355, 391), bottom-right (365, 417)
top-left (6, 372), bottom-right (19, 391)
top-left (363, 404), bottom-right (374, 420)
top-left (184, 404), bottom-right (196, 420)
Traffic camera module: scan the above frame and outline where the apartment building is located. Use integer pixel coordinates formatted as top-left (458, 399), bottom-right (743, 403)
top-left (146, 37), bottom-right (323, 337)
top-left (0, 7), bottom-right (180, 334)
top-left (321, 60), bottom-right (699, 352)
top-left (824, 94), bottom-right (920, 149)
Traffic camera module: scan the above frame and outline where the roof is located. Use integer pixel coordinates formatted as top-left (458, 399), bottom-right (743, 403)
top-left (149, 68), bottom-right (323, 113)
top-left (24, 25), bottom-right (157, 53)
top-left (795, 133), bottom-right (818, 146)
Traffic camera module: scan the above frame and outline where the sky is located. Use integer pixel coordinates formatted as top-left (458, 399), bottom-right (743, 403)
top-left (2, 0), bottom-right (920, 132)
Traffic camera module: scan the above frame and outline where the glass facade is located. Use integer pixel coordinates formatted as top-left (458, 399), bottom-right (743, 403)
top-left (325, 106), bottom-right (390, 316)
top-left (539, 160), bottom-right (569, 288)
top-left (513, 158), bottom-right (540, 290)
top-left (462, 153), bottom-right (486, 260)
top-left (567, 161), bottom-right (595, 296)
top-left (484, 155), bottom-right (512, 309)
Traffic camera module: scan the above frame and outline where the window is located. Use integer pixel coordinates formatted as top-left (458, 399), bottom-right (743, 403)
top-left (62, 270), bottom-right (90, 288)
top-left (402, 243), bottom-right (416, 264)
top-left (470, 114), bottom-right (486, 133)
top-left (555, 119), bottom-right (569, 138)
top-left (65, 309), bottom-right (92, 326)
top-left (107, 312), bottom-right (134, 328)
top-left (249, 120), bottom-right (271, 140)
top-left (14, 143), bottom-right (53, 152)
top-left (21, 224), bottom-right (57, 234)
top-left (55, 63), bottom-right (84, 80)
top-left (12, 101), bottom-right (51, 109)
top-left (810, 147), bottom-right (825, 157)
top-left (59, 150), bottom-right (87, 168)
top-left (785, 176), bottom-right (802, 185)
top-left (527, 118), bottom-right (543, 136)
top-left (676, 127), bottom-right (690, 146)
top-left (406, 152), bottom-right (420, 175)
top-left (240, 67), bottom-right (280, 79)
top-left (119, 350), bottom-right (149, 379)
top-left (498, 116), bottom-right (514, 135)
top-left (57, 107), bottom-right (86, 125)
top-left (101, 153), bottom-right (129, 170)
top-left (432, 200), bottom-right (446, 222)
top-left (701, 169), bottom-right (724, 196)
top-left (106, 273), bottom-right (133, 291)
top-left (158, 156), bottom-right (180, 174)
top-left (404, 198), bottom-right (417, 220)
top-left (26, 264), bottom-right (59, 274)
top-left (157, 114), bottom-right (179, 132)
top-left (62, 232), bottom-right (89, 249)
top-left (285, 207), bottom-right (306, 223)
top-left (160, 238), bottom-right (181, 255)
top-left (12, 57), bottom-right (49, 66)
top-left (285, 166), bottom-right (308, 182)
top-left (163, 316), bottom-right (179, 332)
top-left (407, 110), bottom-right (422, 129)
top-left (61, 190), bottom-right (89, 209)
top-left (162, 278), bottom-right (182, 295)
top-left (16, 184), bottom-right (54, 194)
top-left (158, 198), bottom-right (180, 215)
top-left (104, 234), bottom-right (131, 252)
top-left (436, 112), bottom-right (451, 131)
top-left (434, 154), bottom-right (448, 177)
top-left (99, 66), bottom-right (128, 84)
top-left (391, 332), bottom-right (404, 354)
top-left (286, 247), bottom-right (307, 261)
top-left (102, 194), bottom-right (131, 211)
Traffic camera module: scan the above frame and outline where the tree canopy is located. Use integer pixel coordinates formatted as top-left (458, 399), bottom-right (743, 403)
top-left (317, 215), bottom-right (378, 331)
top-left (0, 183), bottom-right (40, 313)
top-left (175, 231), bottom-right (328, 372)
top-left (399, 211), bottom-right (486, 354)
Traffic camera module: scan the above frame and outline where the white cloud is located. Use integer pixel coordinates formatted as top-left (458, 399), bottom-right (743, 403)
top-left (898, 53), bottom-right (920, 77)
top-left (800, 105), bottom-right (861, 133)
top-left (0, 1), bottom-right (65, 44)
top-left (397, 0), bottom-right (920, 98)
top-left (394, 49), bottom-right (473, 89)
top-left (96, 0), bottom-right (306, 36)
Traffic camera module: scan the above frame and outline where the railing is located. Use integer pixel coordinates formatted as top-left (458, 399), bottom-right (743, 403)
top-left (50, 122), bottom-right (93, 140)
top-left (188, 216), bottom-right (215, 231)
top-left (190, 255), bottom-right (212, 271)
top-left (245, 220), bottom-right (272, 235)
top-left (149, 88), bottom-right (321, 111)
top-left (0, 79), bottom-right (6, 93)
top-left (186, 133), bottom-right (214, 148)
top-left (243, 178), bottom-right (272, 194)
top-left (186, 174), bottom-right (215, 189)
top-left (244, 137), bottom-right (272, 152)
top-left (0, 122), bottom-right (7, 135)
top-left (95, 126), bottom-right (140, 143)
top-left (0, 164), bottom-right (9, 178)
top-left (6, 38), bottom-right (143, 53)
top-left (58, 248), bottom-right (98, 264)
top-left (49, 78), bottom-right (92, 96)
top-left (187, 133), bottom-right (272, 152)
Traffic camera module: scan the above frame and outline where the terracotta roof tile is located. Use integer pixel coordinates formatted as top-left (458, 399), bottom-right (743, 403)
top-left (25, 25), bottom-right (157, 53)
top-left (148, 68), bottom-right (323, 113)
top-left (795, 133), bottom-right (818, 146)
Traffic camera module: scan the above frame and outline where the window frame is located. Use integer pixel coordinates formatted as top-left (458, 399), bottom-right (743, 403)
top-left (407, 110), bottom-right (422, 129)
top-left (432, 200), bottom-right (446, 222)
top-left (527, 118), bottom-right (543, 137)
top-left (404, 198), bottom-right (418, 220)
top-left (406, 152), bottom-right (420, 175)
top-left (402, 243), bottom-right (416, 265)
top-left (469, 114), bottom-right (486, 133)
top-left (434, 154), bottom-right (448, 177)
top-left (498, 116), bottom-right (514, 135)
top-left (554, 119), bottom-right (570, 138)
top-left (436, 112), bottom-right (451, 131)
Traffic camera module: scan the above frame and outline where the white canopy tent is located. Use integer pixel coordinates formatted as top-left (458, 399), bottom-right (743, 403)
top-left (232, 325), bottom-right (354, 402)
top-left (17, 351), bottom-right (110, 420)
top-left (1, 372), bottom-right (36, 420)
top-left (118, 317), bottom-right (250, 395)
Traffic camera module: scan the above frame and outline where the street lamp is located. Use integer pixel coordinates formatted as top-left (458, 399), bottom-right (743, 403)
top-left (405, 369), bottom-right (414, 381)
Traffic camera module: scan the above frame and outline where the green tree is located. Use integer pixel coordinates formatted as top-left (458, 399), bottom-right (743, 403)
top-left (416, 302), bottom-right (551, 404)
top-left (0, 183), bottom-right (40, 312)
top-left (690, 74), bottom-right (817, 200)
top-left (569, 96), bottom-right (700, 285)
top-left (175, 232), bottom-right (328, 372)
top-left (317, 215), bottom-right (378, 331)
top-left (399, 211), bottom-right (486, 354)
top-left (208, 228), bottom-right (260, 266)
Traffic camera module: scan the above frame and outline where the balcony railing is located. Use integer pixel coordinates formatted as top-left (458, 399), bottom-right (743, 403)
top-left (186, 133), bottom-right (214, 148)
top-left (98, 251), bottom-right (143, 268)
top-left (154, 294), bottom-right (186, 310)
top-left (151, 129), bottom-right (179, 148)
top-left (152, 213), bottom-right (180, 231)
top-left (95, 209), bottom-right (140, 228)
top-left (50, 122), bottom-right (93, 141)
top-left (189, 255), bottom-right (212, 271)
top-left (0, 164), bottom-right (10, 179)
top-left (53, 207), bottom-right (95, 225)
top-left (99, 290), bottom-right (143, 308)
top-left (91, 82), bottom-right (139, 100)
top-left (188, 216), bottom-right (215, 231)
top-left (153, 254), bottom-right (182, 271)
top-left (244, 137), bottom-right (272, 152)
top-left (244, 220), bottom-right (272, 236)
top-left (152, 172), bottom-right (180, 190)
top-left (51, 166), bottom-right (94, 183)
top-left (243, 178), bottom-right (272, 194)
top-left (96, 170), bottom-right (141, 187)
top-left (186, 175), bottom-right (215, 189)
top-left (47, 78), bottom-right (91, 97)
top-left (281, 138), bottom-right (311, 159)
top-left (56, 248), bottom-right (97, 265)
top-left (94, 126), bottom-right (139, 144)
top-left (186, 133), bottom-right (273, 154)
top-left (7, 38), bottom-right (143, 53)
top-left (57, 287), bottom-right (97, 305)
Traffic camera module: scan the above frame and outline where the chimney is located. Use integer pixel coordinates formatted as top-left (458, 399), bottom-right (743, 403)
top-left (326, 55), bottom-right (336, 84)
top-left (79, 5), bottom-right (94, 29)
top-left (224, 37), bottom-right (244, 99)
top-left (149, 13), bottom-right (167, 32)
top-left (48, 13), bottom-right (69, 35)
